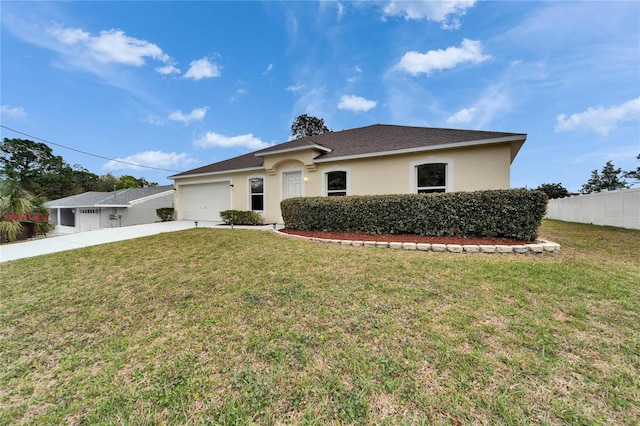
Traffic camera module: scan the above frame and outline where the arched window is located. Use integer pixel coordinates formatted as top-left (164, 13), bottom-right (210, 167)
top-left (326, 171), bottom-right (347, 196)
top-left (249, 178), bottom-right (264, 210)
top-left (416, 163), bottom-right (447, 193)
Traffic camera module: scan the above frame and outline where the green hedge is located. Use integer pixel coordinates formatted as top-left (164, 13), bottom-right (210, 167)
top-left (156, 208), bottom-right (175, 221)
top-left (280, 189), bottom-right (548, 241)
top-left (220, 210), bottom-right (264, 226)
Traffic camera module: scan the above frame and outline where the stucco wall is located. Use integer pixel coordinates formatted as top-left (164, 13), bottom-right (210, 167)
top-left (189, 143), bottom-right (514, 223)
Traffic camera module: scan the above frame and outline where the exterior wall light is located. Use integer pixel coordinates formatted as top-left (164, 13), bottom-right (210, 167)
top-left (303, 177), bottom-right (309, 182)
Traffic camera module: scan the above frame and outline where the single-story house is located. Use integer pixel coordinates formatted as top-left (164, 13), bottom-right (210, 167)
top-left (45, 185), bottom-right (174, 234)
top-left (169, 124), bottom-right (527, 224)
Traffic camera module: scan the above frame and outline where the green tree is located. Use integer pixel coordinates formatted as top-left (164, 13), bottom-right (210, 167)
top-left (535, 183), bottom-right (570, 199)
top-left (0, 138), bottom-right (96, 199)
top-left (623, 154), bottom-right (640, 185)
top-left (117, 175), bottom-right (143, 189)
top-left (94, 173), bottom-right (119, 192)
top-left (580, 160), bottom-right (629, 193)
top-left (291, 114), bottom-right (331, 139)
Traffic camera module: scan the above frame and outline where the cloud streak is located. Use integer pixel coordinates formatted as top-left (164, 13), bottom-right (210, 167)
top-left (48, 27), bottom-right (177, 71)
top-left (338, 95), bottom-right (378, 112)
top-left (184, 57), bottom-right (222, 80)
top-left (555, 97), bottom-right (640, 136)
top-left (383, 0), bottom-right (477, 29)
top-left (103, 151), bottom-right (197, 171)
top-left (396, 39), bottom-right (490, 76)
top-left (1, 105), bottom-right (27, 118)
top-left (193, 131), bottom-right (272, 150)
top-left (168, 107), bottom-right (209, 125)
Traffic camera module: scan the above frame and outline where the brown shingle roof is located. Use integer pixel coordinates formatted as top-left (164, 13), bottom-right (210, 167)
top-left (171, 124), bottom-right (526, 178)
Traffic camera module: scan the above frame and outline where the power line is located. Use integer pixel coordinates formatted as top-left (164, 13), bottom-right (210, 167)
top-left (0, 125), bottom-right (183, 173)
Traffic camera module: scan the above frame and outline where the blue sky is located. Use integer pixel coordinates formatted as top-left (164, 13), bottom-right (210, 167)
top-left (1, 1), bottom-right (638, 192)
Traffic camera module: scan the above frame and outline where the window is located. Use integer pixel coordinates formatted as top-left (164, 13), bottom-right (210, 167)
top-left (250, 178), bottom-right (264, 210)
top-left (327, 171), bottom-right (347, 196)
top-left (416, 163), bottom-right (446, 193)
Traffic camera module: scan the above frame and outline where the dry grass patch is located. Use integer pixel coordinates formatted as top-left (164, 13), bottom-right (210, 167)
top-left (1, 220), bottom-right (638, 424)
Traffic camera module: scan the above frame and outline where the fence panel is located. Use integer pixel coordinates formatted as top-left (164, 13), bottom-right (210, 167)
top-left (546, 188), bottom-right (640, 229)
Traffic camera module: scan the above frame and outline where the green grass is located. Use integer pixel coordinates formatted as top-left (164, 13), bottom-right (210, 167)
top-left (1, 220), bottom-right (639, 425)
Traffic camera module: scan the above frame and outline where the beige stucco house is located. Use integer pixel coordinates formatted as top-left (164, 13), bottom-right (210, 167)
top-left (169, 124), bottom-right (527, 224)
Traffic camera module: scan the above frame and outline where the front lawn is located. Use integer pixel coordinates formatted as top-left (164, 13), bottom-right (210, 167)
top-left (1, 220), bottom-right (638, 424)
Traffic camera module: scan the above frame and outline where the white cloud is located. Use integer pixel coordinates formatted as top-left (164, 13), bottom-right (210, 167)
top-left (383, 0), bottom-right (477, 29)
top-left (156, 64), bottom-right (180, 75)
top-left (262, 64), bottom-right (274, 75)
top-left (347, 66), bottom-right (362, 83)
top-left (555, 97), bottom-right (640, 136)
top-left (183, 57), bottom-right (221, 80)
top-left (230, 88), bottom-right (249, 103)
top-left (446, 85), bottom-right (511, 128)
top-left (338, 95), bottom-right (378, 112)
top-left (1, 105), bottom-right (26, 118)
top-left (168, 107), bottom-right (209, 125)
top-left (286, 84), bottom-right (305, 92)
top-left (103, 151), bottom-right (197, 171)
top-left (49, 27), bottom-right (89, 44)
top-left (141, 114), bottom-right (164, 126)
top-left (193, 131), bottom-right (272, 150)
top-left (446, 107), bottom-right (477, 125)
top-left (49, 27), bottom-right (175, 69)
top-left (396, 38), bottom-right (490, 76)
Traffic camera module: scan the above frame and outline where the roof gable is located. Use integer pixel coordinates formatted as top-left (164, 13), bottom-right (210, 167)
top-left (45, 185), bottom-right (173, 208)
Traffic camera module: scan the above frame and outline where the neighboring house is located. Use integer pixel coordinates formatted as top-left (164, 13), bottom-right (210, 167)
top-left (169, 124), bottom-right (527, 224)
top-left (45, 185), bottom-right (174, 234)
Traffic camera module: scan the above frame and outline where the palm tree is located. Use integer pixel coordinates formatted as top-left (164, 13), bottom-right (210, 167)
top-left (0, 180), bottom-right (48, 242)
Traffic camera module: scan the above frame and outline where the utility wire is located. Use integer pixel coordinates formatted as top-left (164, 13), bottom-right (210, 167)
top-left (0, 125), bottom-right (183, 173)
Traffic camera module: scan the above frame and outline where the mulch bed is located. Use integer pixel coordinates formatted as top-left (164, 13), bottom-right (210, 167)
top-left (279, 229), bottom-right (530, 246)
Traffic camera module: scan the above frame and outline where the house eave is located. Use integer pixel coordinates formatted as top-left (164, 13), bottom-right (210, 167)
top-left (46, 204), bottom-right (130, 209)
top-left (254, 144), bottom-right (332, 157)
top-left (170, 166), bottom-right (265, 180)
top-left (314, 135), bottom-right (527, 164)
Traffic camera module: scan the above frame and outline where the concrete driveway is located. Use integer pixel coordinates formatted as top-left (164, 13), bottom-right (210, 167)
top-left (0, 221), bottom-right (280, 263)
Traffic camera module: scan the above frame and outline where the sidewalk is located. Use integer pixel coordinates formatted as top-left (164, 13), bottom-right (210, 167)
top-left (0, 221), bottom-right (281, 263)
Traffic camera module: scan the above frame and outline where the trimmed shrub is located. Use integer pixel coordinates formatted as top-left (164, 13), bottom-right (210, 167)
top-left (220, 210), bottom-right (264, 226)
top-left (280, 189), bottom-right (548, 241)
top-left (156, 207), bottom-right (175, 221)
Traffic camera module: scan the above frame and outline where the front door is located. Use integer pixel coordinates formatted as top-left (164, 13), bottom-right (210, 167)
top-left (283, 172), bottom-right (302, 199)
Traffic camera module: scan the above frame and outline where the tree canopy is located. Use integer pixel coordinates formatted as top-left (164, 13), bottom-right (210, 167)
top-left (534, 183), bottom-right (570, 199)
top-left (291, 114), bottom-right (331, 139)
top-left (623, 154), bottom-right (640, 185)
top-left (1, 138), bottom-right (157, 200)
top-left (580, 160), bottom-right (629, 194)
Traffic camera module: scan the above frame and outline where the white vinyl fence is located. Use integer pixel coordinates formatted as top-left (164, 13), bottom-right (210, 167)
top-left (546, 188), bottom-right (640, 230)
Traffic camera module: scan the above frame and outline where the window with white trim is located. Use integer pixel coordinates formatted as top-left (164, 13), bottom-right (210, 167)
top-left (326, 171), bottom-right (347, 196)
top-left (249, 178), bottom-right (264, 210)
top-left (416, 163), bottom-right (446, 193)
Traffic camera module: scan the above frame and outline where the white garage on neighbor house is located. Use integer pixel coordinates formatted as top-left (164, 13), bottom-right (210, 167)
top-left (45, 185), bottom-right (174, 234)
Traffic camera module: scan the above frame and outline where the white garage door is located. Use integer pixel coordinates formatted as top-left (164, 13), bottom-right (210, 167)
top-left (79, 208), bottom-right (101, 232)
top-left (181, 182), bottom-right (231, 221)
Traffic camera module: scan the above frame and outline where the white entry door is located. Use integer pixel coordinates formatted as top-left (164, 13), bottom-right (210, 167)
top-left (283, 172), bottom-right (302, 199)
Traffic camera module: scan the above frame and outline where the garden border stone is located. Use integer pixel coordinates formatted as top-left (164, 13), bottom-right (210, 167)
top-left (277, 231), bottom-right (560, 254)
